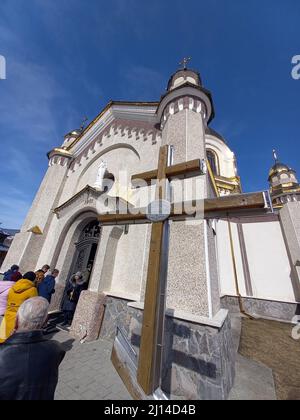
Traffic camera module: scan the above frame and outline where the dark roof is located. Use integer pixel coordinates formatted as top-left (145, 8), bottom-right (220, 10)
top-left (0, 228), bottom-right (19, 236)
top-left (166, 68), bottom-right (203, 91)
top-left (0, 244), bottom-right (9, 252)
top-left (205, 126), bottom-right (226, 143)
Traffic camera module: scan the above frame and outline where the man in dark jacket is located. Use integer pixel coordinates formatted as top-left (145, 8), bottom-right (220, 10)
top-left (0, 297), bottom-right (65, 400)
top-left (38, 269), bottom-right (59, 303)
top-left (62, 272), bottom-right (86, 327)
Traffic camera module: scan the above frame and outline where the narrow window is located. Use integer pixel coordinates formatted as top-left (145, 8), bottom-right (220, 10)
top-left (207, 150), bottom-right (219, 175)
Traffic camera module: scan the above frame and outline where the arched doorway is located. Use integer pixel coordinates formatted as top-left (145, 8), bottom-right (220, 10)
top-left (69, 220), bottom-right (101, 287)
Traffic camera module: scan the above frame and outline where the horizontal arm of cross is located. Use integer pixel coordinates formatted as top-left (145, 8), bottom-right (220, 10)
top-left (99, 211), bottom-right (148, 225)
top-left (98, 191), bottom-right (272, 225)
top-left (172, 191), bottom-right (270, 218)
top-left (131, 159), bottom-right (204, 185)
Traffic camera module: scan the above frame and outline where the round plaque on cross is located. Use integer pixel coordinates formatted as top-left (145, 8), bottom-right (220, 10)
top-left (146, 199), bottom-right (171, 223)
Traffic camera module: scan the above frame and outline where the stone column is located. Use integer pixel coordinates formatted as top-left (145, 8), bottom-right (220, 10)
top-left (157, 75), bottom-right (220, 318)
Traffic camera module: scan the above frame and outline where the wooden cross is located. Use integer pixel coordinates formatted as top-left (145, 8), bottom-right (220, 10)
top-left (99, 145), bottom-right (270, 396)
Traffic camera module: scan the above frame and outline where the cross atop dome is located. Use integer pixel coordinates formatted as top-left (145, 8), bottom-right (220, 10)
top-left (80, 116), bottom-right (89, 131)
top-left (166, 58), bottom-right (203, 92)
top-left (268, 149), bottom-right (300, 204)
top-left (179, 57), bottom-right (192, 70)
top-left (273, 149), bottom-right (279, 163)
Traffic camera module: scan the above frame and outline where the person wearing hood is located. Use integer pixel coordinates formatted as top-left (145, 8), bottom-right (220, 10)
top-left (61, 272), bottom-right (86, 327)
top-left (0, 272), bottom-right (38, 343)
top-left (0, 272), bottom-right (22, 323)
top-left (3, 265), bottom-right (20, 282)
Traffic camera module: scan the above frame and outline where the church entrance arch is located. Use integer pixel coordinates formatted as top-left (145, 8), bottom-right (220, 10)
top-left (68, 219), bottom-right (101, 287)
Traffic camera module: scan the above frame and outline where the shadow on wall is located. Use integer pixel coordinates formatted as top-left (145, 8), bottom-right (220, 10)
top-left (100, 227), bottom-right (124, 292)
top-left (130, 311), bottom-right (218, 399)
top-left (290, 265), bottom-right (300, 304)
top-left (161, 314), bottom-right (217, 398)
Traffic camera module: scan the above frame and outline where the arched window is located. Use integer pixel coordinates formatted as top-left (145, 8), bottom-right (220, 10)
top-left (207, 150), bottom-right (219, 175)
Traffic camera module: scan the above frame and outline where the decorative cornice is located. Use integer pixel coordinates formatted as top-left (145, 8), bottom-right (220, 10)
top-left (272, 191), bottom-right (300, 207)
top-left (47, 148), bottom-right (73, 167)
top-left (67, 119), bottom-right (162, 174)
top-left (53, 184), bottom-right (136, 219)
top-left (215, 175), bottom-right (241, 189)
top-left (159, 95), bottom-right (208, 130)
top-left (66, 101), bottom-right (159, 153)
top-left (48, 148), bottom-right (73, 158)
top-left (157, 83), bottom-right (214, 127)
top-left (53, 185), bottom-right (100, 217)
top-left (271, 185), bottom-right (300, 195)
top-left (214, 175), bottom-right (242, 196)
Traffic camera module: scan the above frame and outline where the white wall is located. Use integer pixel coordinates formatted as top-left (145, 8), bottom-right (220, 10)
top-left (243, 221), bottom-right (294, 302)
top-left (217, 218), bottom-right (297, 303)
top-left (216, 220), bottom-right (246, 297)
top-left (59, 129), bottom-right (160, 207)
top-left (205, 134), bottom-right (237, 178)
top-left (109, 224), bottom-right (148, 300)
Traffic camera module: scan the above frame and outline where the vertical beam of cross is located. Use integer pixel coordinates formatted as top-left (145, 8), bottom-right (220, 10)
top-left (101, 145), bottom-right (270, 397)
top-left (136, 145), bottom-right (170, 395)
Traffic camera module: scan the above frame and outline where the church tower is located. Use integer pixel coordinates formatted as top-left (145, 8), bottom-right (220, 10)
top-left (269, 150), bottom-right (300, 207)
top-left (157, 63), bottom-right (221, 317)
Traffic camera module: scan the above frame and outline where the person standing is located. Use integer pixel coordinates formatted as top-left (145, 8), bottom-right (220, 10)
top-left (0, 272), bottom-right (37, 343)
top-left (0, 273), bottom-right (22, 324)
top-left (61, 272), bottom-right (85, 327)
top-left (38, 269), bottom-right (59, 304)
top-left (3, 265), bottom-right (20, 282)
top-left (0, 297), bottom-right (66, 400)
top-left (10, 272), bottom-right (22, 283)
top-left (41, 265), bottom-right (51, 276)
top-left (34, 270), bottom-right (45, 288)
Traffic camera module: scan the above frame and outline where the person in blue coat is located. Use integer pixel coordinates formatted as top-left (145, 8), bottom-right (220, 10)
top-left (38, 269), bottom-right (59, 304)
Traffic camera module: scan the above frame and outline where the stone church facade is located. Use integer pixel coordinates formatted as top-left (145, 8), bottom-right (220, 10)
top-left (2, 67), bottom-right (300, 400)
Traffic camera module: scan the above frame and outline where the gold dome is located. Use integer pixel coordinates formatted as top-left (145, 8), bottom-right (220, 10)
top-left (269, 162), bottom-right (290, 178)
top-left (65, 128), bottom-right (82, 139)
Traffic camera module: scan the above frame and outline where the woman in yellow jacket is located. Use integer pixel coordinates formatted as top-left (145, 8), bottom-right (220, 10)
top-left (0, 272), bottom-right (38, 343)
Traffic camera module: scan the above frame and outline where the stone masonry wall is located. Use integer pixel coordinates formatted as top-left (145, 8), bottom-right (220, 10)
top-left (100, 296), bottom-right (235, 400)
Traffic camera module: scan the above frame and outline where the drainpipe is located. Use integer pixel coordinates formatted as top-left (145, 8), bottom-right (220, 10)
top-left (227, 216), bottom-right (254, 320)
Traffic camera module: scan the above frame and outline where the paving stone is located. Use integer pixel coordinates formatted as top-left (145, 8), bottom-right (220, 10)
top-left (53, 331), bottom-right (131, 400)
top-left (53, 315), bottom-right (276, 400)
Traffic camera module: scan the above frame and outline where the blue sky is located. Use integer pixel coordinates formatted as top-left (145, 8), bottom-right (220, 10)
top-left (0, 0), bottom-right (299, 228)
